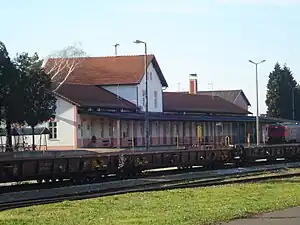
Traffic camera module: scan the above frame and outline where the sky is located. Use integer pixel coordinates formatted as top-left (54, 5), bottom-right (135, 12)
top-left (2, 0), bottom-right (300, 115)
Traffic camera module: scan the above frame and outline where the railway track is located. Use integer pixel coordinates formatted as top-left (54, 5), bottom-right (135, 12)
top-left (0, 159), bottom-right (296, 194)
top-left (0, 165), bottom-right (210, 194)
top-left (1, 170), bottom-right (299, 211)
top-left (1, 162), bottom-right (300, 211)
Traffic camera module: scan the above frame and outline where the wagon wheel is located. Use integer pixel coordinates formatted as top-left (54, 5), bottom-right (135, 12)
top-left (37, 179), bottom-right (43, 184)
top-left (24, 147), bottom-right (30, 151)
top-left (44, 178), bottom-right (50, 183)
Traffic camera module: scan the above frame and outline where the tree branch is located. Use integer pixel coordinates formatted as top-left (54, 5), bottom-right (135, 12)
top-left (43, 42), bottom-right (87, 91)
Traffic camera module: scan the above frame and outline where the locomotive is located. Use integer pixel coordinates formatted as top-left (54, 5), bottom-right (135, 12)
top-left (267, 123), bottom-right (300, 144)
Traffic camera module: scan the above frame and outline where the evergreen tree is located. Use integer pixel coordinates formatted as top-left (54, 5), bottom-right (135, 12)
top-left (281, 64), bottom-right (297, 119)
top-left (0, 41), bottom-right (24, 151)
top-left (14, 53), bottom-right (57, 150)
top-left (266, 62), bottom-right (298, 120)
top-left (294, 88), bottom-right (300, 120)
top-left (266, 62), bottom-right (282, 118)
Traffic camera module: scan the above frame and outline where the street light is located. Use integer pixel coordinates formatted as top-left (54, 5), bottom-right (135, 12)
top-left (288, 83), bottom-right (297, 120)
top-left (248, 59), bottom-right (266, 146)
top-left (134, 40), bottom-right (149, 151)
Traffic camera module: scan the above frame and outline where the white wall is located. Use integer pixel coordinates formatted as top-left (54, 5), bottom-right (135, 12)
top-left (233, 93), bottom-right (249, 111)
top-left (101, 62), bottom-right (164, 112)
top-left (0, 97), bottom-right (76, 149)
top-left (47, 97), bottom-right (76, 148)
top-left (102, 85), bottom-right (138, 105)
top-left (138, 62), bottom-right (163, 112)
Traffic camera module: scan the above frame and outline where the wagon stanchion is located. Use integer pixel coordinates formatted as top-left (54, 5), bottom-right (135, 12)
top-left (197, 125), bottom-right (202, 148)
top-left (131, 120), bottom-right (135, 152)
top-left (225, 136), bottom-right (230, 147)
top-left (247, 132), bottom-right (251, 147)
top-left (176, 134), bottom-right (179, 149)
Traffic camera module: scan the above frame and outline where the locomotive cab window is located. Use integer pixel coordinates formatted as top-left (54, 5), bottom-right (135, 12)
top-left (48, 121), bottom-right (58, 139)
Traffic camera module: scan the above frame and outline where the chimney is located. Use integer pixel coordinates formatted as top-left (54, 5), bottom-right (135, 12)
top-left (189, 73), bottom-right (198, 94)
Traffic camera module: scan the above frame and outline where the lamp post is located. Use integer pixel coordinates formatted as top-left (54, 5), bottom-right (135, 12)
top-left (113, 43), bottom-right (119, 56)
top-left (134, 40), bottom-right (149, 151)
top-left (248, 59), bottom-right (266, 146)
top-left (288, 83), bottom-right (296, 120)
top-left (292, 87), bottom-right (295, 120)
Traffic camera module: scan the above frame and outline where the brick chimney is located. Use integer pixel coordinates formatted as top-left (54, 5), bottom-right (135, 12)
top-left (189, 73), bottom-right (198, 94)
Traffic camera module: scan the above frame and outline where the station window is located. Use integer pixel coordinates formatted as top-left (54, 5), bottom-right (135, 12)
top-left (80, 127), bottom-right (84, 137)
top-left (176, 123), bottom-right (180, 135)
top-left (100, 122), bottom-right (104, 138)
top-left (142, 90), bottom-right (146, 107)
top-left (140, 121), bottom-right (145, 136)
top-left (149, 122), bottom-right (152, 136)
top-left (154, 91), bottom-right (158, 108)
top-left (166, 122), bottom-right (170, 133)
top-left (109, 120), bottom-right (113, 137)
top-left (49, 121), bottom-right (57, 139)
top-left (123, 121), bottom-right (130, 138)
top-left (156, 121), bottom-right (160, 135)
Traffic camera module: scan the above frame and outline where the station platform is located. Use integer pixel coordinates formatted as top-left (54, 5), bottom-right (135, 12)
top-left (222, 206), bottom-right (300, 225)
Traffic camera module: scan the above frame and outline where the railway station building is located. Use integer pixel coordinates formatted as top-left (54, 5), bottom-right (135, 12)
top-left (0, 55), bottom-right (281, 150)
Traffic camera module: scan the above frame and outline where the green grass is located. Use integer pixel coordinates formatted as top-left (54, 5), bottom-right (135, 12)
top-left (1, 177), bottom-right (300, 225)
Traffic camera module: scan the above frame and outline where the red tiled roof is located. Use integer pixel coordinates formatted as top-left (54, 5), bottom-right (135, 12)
top-left (163, 92), bottom-right (251, 115)
top-left (197, 90), bottom-right (251, 106)
top-left (55, 84), bottom-right (138, 110)
top-left (181, 90), bottom-right (251, 106)
top-left (44, 55), bottom-right (168, 87)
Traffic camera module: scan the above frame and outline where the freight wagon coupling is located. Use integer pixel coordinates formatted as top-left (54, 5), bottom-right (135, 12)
top-left (1, 144), bottom-right (300, 184)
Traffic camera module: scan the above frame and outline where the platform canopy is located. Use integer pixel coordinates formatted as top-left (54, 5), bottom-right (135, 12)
top-left (79, 110), bottom-right (286, 123)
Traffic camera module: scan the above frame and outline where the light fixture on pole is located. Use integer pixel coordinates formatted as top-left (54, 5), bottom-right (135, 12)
top-left (134, 39), bottom-right (149, 151)
top-left (113, 43), bottom-right (119, 56)
top-left (248, 59), bottom-right (266, 146)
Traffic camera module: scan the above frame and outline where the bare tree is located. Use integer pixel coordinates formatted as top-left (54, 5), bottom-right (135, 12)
top-left (43, 42), bottom-right (87, 91)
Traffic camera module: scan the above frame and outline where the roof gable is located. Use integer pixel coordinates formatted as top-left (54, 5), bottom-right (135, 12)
top-left (163, 92), bottom-right (251, 115)
top-left (197, 90), bottom-right (251, 106)
top-left (44, 55), bottom-right (168, 87)
top-left (55, 84), bottom-right (138, 110)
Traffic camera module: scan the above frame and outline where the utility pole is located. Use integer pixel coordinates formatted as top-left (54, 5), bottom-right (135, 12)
top-left (134, 40), bottom-right (149, 151)
top-left (292, 88), bottom-right (295, 120)
top-left (248, 59), bottom-right (266, 146)
top-left (288, 83), bottom-right (296, 120)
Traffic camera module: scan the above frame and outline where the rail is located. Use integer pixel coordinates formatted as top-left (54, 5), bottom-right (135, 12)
top-left (1, 171), bottom-right (299, 211)
top-left (1, 162), bottom-right (300, 211)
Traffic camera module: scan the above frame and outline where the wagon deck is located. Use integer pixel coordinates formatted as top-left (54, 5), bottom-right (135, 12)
top-left (1, 144), bottom-right (300, 184)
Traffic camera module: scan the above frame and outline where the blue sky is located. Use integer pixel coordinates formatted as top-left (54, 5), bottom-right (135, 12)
top-left (2, 0), bottom-right (300, 114)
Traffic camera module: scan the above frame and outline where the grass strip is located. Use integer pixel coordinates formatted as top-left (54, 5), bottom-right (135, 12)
top-left (0, 176), bottom-right (300, 225)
